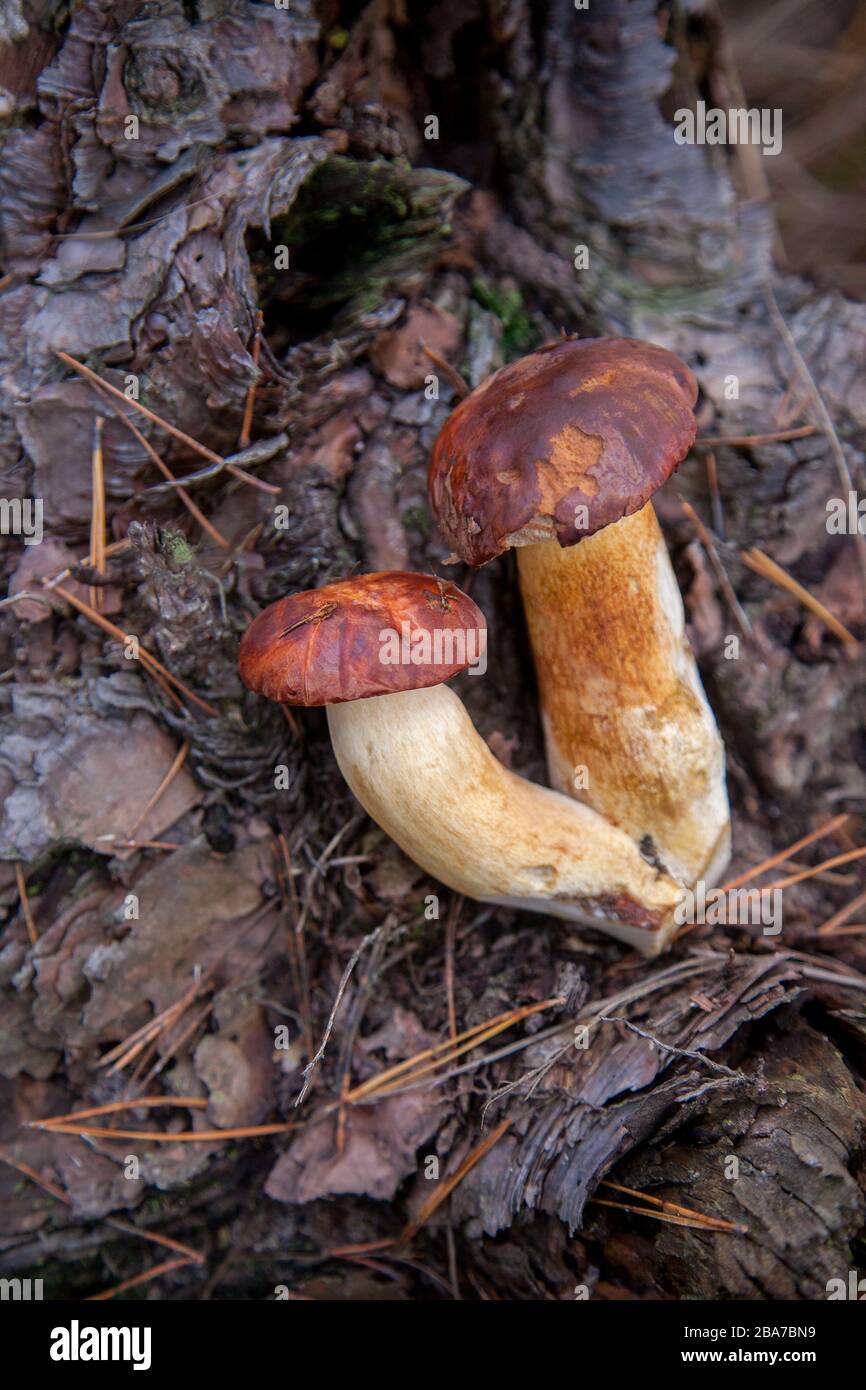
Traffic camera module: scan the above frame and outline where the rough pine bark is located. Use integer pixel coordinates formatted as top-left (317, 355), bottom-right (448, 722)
top-left (1, 0), bottom-right (865, 1301)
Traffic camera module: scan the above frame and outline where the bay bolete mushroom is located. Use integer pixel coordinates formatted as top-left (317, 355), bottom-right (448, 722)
top-left (238, 570), bottom-right (685, 954)
top-left (428, 336), bottom-right (730, 888)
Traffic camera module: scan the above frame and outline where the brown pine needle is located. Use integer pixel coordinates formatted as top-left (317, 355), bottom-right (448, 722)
top-left (704, 449), bottom-right (725, 537)
top-left (589, 1197), bottom-right (745, 1233)
top-left (102, 1008), bottom-right (195, 1076)
top-left (444, 895), bottom-right (462, 1045)
top-left (0, 1151), bottom-right (205, 1269)
top-left (50, 582), bottom-right (219, 716)
top-left (56, 350), bottom-right (275, 495)
top-left (31, 1097), bottom-right (208, 1129)
top-left (680, 499), bottom-right (753, 639)
top-left (0, 1149), bottom-right (71, 1204)
top-left (747, 854), bottom-right (855, 886)
top-left (88, 378), bottom-right (229, 548)
top-left (89, 416), bottom-right (106, 613)
top-left (599, 1180), bottom-right (747, 1232)
top-left (238, 309), bottom-right (264, 450)
top-left (14, 862), bottom-right (38, 947)
top-left (126, 739), bottom-right (190, 838)
top-left (139, 1001), bottom-right (213, 1087)
top-left (272, 837), bottom-right (303, 1036)
top-left (398, 1117), bottom-right (512, 1245)
top-left (39, 536), bottom-right (131, 596)
top-left (764, 844), bottom-right (866, 893)
top-left (421, 344), bottom-right (470, 399)
top-left (696, 424), bottom-right (816, 447)
top-left (86, 1255), bottom-right (193, 1301)
top-left (281, 704), bottom-right (301, 738)
top-left (370, 1016), bottom-right (517, 1099)
top-left (326, 1238), bottom-right (395, 1257)
top-left (335, 1074), bottom-right (350, 1155)
top-left (345, 996), bottom-right (563, 1103)
top-left (104, 1217), bottom-right (204, 1265)
top-left (720, 814), bottom-right (849, 891)
top-left (818, 888), bottom-right (866, 935)
top-left (140, 663), bottom-right (185, 711)
top-left (277, 834), bottom-right (313, 1062)
top-left (763, 283), bottom-right (866, 603)
top-left (34, 1121), bottom-right (299, 1142)
top-left (96, 978), bottom-right (204, 1074)
top-left (774, 366), bottom-right (810, 428)
top-left (741, 547), bottom-right (858, 646)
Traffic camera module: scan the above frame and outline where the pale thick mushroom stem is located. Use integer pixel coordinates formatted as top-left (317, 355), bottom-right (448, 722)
top-left (327, 683), bottom-right (685, 956)
top-left (515, 502), bottom-right (731, 888)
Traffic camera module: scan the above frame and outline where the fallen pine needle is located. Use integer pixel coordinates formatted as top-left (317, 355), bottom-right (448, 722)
top-left (35, 536), bottom-right (132, 597)
top-left (89, 416), bottom-right (106, 614)
top-left (14, 862), bottom-right (38, 946)
top-left (704, 449), bottom-right (724, 537)
top-left (139, 1000), bottom-right (213, 1087)
top-left (96, 978), bottom-right (206, 1074)
top-left (444, 895), bottom-right (462, 1045)
top-left (746, 854), bottom-right (855, 886)
top-left (696, 425), bottom-right (816, 447)
top-left (818, 888), bottom-right (866, 935)
top-left (345, 996), bottom-right (563, 1103)
top-left (238, 309), bottom-right (264, 450)
top-left (421, 344), bottom-right (469, 399)
top-left (27, 1121), bottom-right (301, 1142)
top-left (277, 834), bottom-right (313, 1065)
top-left (50, 582), bottom-right (219, 716)
top-left (763, 282), bottom-right (866, 603)
top-left (1, 1147), bottom-right (205, 1265)
top-left (599, 1180), bottom-right (747, 1233)
top-left (126, 739), bottom-right (190, 838)
top-left (589, 1197), bottom-right (746, 1234)
top-left (88, 377), bottom-right (229, 548)
top-left (720, 814), bottom-right (849, 891)
top-left (30, 1096), bottom-right (208, 1128)
top-left (0, 1149), bottom-right (71, 1204)
top-left (104, 1216), bottom-right (204, 1266)
top-left (763, 844), bottom-right (866, 893)
top-left (325, 1238), bottom-right (395, 1257)
top-left (56, 350), bottom-right (276, 495)
top-left (741, 547), bottom-right (858, 646)
top-left (86, 1255), bottom-right (193, 1301)
top-left (680, 499), bottom-right (753, 639)
top-left (398, 1117), bottom-right (512, 1245)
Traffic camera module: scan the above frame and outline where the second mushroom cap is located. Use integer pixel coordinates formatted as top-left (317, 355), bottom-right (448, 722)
top-left (428, 335), bottom-right (698, 566)
top-left (238, 570), bottom-right (486, 706)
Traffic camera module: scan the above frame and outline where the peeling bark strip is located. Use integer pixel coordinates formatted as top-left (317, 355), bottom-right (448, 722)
top-left (451, 950), bottom-right (804, 1236)
top-left (2, 0), bottom-right (866, 1301)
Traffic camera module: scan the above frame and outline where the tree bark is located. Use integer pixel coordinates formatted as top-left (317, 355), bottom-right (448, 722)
top-left (2, 0), bottom-right (866, 1301)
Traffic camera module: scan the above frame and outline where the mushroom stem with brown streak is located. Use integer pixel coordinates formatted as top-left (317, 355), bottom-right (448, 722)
top-left (428, 336), bottom-right (731, 889)
top-left (238, 571), bottom-right (685, 956)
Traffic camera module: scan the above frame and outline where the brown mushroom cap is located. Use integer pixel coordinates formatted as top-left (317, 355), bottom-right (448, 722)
top-left (428, 336), bottom-right (698, 566)
top-left (238, 571), bottom-right (486, 706)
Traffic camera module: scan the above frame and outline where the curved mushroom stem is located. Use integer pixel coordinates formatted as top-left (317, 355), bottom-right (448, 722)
top-left (327, 682), bottom-right (685, 956)
top-left (515, 503), bottom-right (731, 887)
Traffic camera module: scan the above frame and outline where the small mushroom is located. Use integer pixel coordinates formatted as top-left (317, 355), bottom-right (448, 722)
top-left (238, 571), bottom-right (685, 954)
top-left (428, 336), bottom-right (730, 887)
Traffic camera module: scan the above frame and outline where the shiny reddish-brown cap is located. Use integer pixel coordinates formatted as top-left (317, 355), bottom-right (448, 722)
top-left (238, 572), bottom-right (487, 706)
top-left (428, 336), bottom-right (698, 566)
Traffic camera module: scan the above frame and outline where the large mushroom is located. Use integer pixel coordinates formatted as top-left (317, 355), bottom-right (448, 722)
top-left (238, 570), bottom-right (685, 954)
top-left (428, 336), bottom-right (730, 888)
